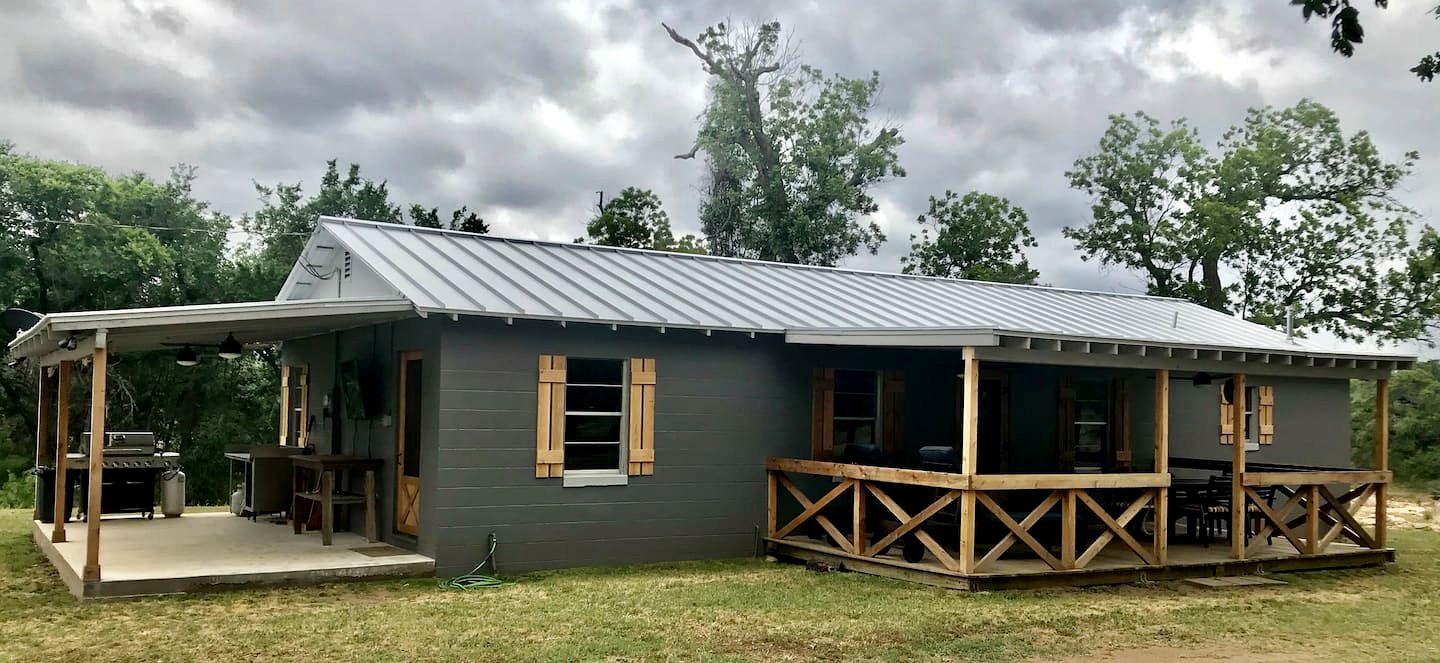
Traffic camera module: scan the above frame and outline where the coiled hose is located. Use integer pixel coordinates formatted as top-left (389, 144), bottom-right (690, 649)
top-left (439, 532), bottom-right (506, 590)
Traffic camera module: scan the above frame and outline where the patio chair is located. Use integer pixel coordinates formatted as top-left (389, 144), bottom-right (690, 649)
top-left (1178, 474), bottom-right (1276, 547)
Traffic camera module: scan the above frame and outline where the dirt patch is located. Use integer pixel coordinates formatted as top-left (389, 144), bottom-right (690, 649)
top-left (1355, 492), bottom-right (1440, 532)
top-left (1054, 645), bottom-right (1318, 662)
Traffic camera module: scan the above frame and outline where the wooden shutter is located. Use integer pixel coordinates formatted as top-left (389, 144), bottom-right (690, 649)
top-left (628, 357), bottom-right (656, 476)
top-left (881, 370), bottom-right (905, 459)
top-left (1219, 387), bottom-right (1235, 445)
top-left (536, 355), bottom-right (566, 478)
top-left (278, 367), bottom-right (290, 445)
top-left (1257, 385), bottom-right (1275, 445)
top-left (811, 368), bottom-right (835, 460)
top-left (1057, 377), bottom-right (1077, 471)
top-left (1111, 379), bottom-right (1132, 469)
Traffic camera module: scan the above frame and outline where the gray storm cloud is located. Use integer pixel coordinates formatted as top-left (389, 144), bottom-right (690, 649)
top-left (0, 0), bottom-right (1434, 294)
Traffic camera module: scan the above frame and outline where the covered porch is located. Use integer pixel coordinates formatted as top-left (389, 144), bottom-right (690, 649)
top-left (11, 296), bottom-right (433, 598)
top-left (32, 512), bottom-right (432, 599)
top-left (768, 337), bottom-right (1399, 590)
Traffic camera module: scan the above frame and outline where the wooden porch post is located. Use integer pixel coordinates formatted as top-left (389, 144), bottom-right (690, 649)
top-left (1230, 373), bottom-right (1247, 560)
top-left (83, 331), bottom-right (108, 583)
top-left (51, 361), bottom-right (71, 543)
top-left (1153, 369), bottom-right (1169, 564)
top-left (958, 346), bottom-right (980, 573)
top-left (33, 367), bottom-right (54, 521)
top-left (1375, 378), bottom-right (1389, 549)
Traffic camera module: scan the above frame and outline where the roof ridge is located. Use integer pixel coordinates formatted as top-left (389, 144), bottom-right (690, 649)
top-left (316, 216), bottom-right (1188, 304)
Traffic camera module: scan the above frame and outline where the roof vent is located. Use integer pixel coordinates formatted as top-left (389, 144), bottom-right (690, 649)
top-left (343, 251), bottom-right (352, 279)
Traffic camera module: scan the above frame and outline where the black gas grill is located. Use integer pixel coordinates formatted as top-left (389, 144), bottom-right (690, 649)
top-left (69, 432), bottom-right (178, 520)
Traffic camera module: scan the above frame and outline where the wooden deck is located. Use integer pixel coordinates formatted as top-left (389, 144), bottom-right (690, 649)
top-left (769, 536), bottom-right (1394, 591)
top-left (765, 455), bottom-right (1394, 591)
top-left (33, 512), bottom-right (433, 599)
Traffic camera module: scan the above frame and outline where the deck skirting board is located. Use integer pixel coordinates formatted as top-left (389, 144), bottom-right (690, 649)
top-left (766, 537), bottom-right (1393, 591)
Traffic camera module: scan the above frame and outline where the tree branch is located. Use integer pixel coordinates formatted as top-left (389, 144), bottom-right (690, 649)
top-left (674, 143), bottom-right (701, 160)
top-left (662, 23), bottom-right (718, 73)
top-left (843, 128), bottom-right (899, 188)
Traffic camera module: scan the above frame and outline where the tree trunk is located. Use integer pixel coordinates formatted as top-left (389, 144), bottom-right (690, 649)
top-left (1200, 252), bottom-right (1228, 312)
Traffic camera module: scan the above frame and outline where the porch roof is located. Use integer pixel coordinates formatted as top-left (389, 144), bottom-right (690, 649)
top-left (6, 296), bottom-right (416, 364)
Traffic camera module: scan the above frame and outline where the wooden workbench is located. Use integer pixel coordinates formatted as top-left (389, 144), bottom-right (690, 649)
top-left (290, 455), bottom-right (380, 545)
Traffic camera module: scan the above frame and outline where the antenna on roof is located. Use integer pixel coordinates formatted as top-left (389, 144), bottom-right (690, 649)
top-left (1172, 312), bottom-right (1180, 329)
top-left (1285, 306), bottom-right (1295, 342)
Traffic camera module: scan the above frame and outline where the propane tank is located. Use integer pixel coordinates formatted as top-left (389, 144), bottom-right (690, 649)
top-left (161, 467), bottom-right (186, 518)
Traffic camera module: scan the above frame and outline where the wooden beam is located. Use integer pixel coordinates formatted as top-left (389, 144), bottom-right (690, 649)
top-left (1154, 368), bottom-right (1169, 564)
top-left (765, 457), bottom-right (973, 490)
top-left (83, 337), bottom-right (108, 583)
top-left (959, 490), bottom-right (977, 574)
top-left (774, 474), bottom-right (854, 553)
top-left (852, 480), bottom-right (866, 555)
top-left (1244, 485), bottom-right (1306, 553)
top-left (50, 361), bottom-right (71, 544)
top-left (961, 347), bottom-right (979, 474)
top-left (864, 484), bottom-right (960, 570)
top-left (773, 476), bottom-right (855, 542)
top-left (1075, 490), bottom-right (1157, 567)
top-left (1306, 484), bottom-right (1321, 555)
top-left (975, 491), bottom-right (1061, 570)
top-left (33, 367), bottom-right (54, 520)
top-left (1231, 373), bottom-right (1247, 560)
top-left (968, 473), bottom-right (1169, 490)
top-left (1376, 378), bottom-right (1389, 548)
top-left (1060, 489), bottom-right (1077, 570)
top-left (766, 471), bottom-right (778, 537)
top-left (1243, 470), bottom-right (1390, 486)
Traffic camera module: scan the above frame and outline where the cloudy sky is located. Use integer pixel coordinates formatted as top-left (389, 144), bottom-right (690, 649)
top-left (2, 0), bottom-right (1437, 294)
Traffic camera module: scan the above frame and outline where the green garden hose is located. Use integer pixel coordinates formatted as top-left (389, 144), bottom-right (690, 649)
top-left (439, 532), bottom-right (506, 590)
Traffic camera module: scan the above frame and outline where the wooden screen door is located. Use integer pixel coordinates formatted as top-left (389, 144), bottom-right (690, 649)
top-left (395, 351), bottom-right (423, 536)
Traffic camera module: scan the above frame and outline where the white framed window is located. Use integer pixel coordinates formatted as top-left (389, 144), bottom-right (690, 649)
top-left (563, 357), bottom-right (628, 484)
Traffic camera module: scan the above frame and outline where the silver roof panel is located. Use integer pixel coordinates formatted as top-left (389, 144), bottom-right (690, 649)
top-left (284, 217), bottom-right (1415, 362)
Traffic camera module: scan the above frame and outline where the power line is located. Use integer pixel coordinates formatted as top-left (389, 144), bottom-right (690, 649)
top-left (20, 217), bottom-right (312, 237)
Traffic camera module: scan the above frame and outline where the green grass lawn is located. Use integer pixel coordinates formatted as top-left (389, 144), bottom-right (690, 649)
top-left (1, 508), bottom-right (1437, 662)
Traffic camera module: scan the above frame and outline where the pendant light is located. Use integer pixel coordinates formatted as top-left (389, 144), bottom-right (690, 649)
top-left (217, 333), bottom-right (243, 360)
top-left (175, 345), bottom-right (199, 367)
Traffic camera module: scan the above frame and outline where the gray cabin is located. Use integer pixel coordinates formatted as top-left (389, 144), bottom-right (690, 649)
top-left (14, 217), bottom-right (1412, 597)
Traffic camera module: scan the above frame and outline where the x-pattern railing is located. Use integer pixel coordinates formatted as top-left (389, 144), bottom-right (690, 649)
top-left (766, 457), bottom-right (1168, 574)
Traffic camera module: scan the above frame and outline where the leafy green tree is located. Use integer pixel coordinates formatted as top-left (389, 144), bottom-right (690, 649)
top-left (0, 145), bottom-right (262, 503)
top-left (580, 188), bottom-right (705, 253)
top-left (408, 204), bottom-right (490, 234)
top-left (664, 21), bottom-right (904, 265)
top-left (1290, 1), bottom-right (1440, 81)
top-left (902, 191), bottom-right (1039, 284)
top-left (1352, 363), bottom-right (1440, 486)
top-left (1065, 100), bottom-right (1434, 340)
top-left (235, 160), bottom-right (403, 301)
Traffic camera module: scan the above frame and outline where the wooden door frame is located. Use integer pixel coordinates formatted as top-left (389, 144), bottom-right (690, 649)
top-left (395, 350), bottom-right (422, 536)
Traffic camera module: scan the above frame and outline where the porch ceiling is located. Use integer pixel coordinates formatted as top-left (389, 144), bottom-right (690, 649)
top-left (6, 296), bottom-right (417, 365)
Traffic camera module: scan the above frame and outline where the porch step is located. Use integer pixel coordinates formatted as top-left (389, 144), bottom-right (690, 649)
top-left (1183, 575), bottom-right (1287, 589)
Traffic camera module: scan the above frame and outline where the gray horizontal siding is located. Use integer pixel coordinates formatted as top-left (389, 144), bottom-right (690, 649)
top-left (433, 317), bottom-right (808, 575)
top-left (1168, 375), bottom-right (1353, 471)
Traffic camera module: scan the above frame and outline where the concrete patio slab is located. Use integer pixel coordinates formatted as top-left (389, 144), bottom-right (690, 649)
top-left (33, 511), bottom-right (433, 599)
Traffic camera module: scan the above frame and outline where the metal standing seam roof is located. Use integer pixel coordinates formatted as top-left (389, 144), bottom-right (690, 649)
top-left (287, 217), bottom-right (1416, 361)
